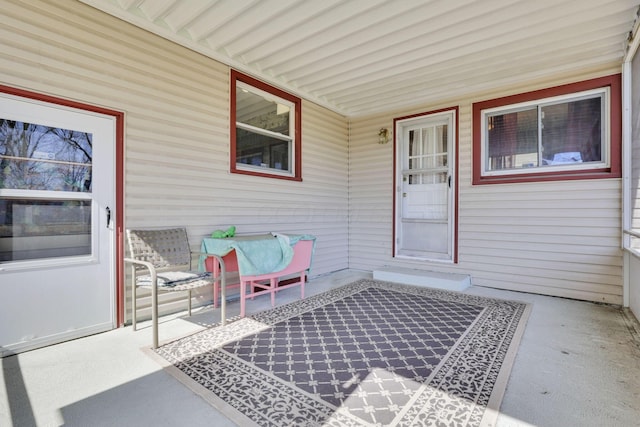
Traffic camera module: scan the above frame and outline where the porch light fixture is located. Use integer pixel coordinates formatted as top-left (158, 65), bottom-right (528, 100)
top-left (378, 128), bottom-right (390, 144)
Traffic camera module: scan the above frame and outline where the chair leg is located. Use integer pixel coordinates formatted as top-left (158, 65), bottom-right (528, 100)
top-left (212, 260), bottom-right (220, 308)
top-left (187, 290), bottom-right (192, 316)
top-left (240, 281), bottom-right (247, 318)
top-left (220, 268), bottom-right (227, 326)
top-left (131, 266), bottom-right (138, 331)
top-left (151, 275), bottom-right (159, 349)
top-left (270, 277), bottom-right (277, 307)
top-left (214, 254), bottom-right (227, 327)
top-left (300, 272), bottom-right (305, 299)
top-left (213, 280), bottom-right (219, 308)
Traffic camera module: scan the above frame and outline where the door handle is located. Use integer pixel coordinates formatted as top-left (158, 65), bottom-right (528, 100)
top-left (106, 206), bottom-right (111, 228)
top-left (448, 175), bottom-right (452, 188)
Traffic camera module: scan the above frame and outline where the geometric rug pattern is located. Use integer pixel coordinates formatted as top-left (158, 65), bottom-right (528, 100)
top-left (154, 279), bottom-right (531, 426)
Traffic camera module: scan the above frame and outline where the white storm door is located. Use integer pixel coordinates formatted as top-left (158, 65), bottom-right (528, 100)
top-left (0, 93), bottom-right (116, 356)
top-left (396, 110), bottom-right (455, 261)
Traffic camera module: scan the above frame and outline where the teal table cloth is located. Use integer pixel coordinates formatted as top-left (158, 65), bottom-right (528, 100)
top-left (200, 233), bottom-right (316, 276)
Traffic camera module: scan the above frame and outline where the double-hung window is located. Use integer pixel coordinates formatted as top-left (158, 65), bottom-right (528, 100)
top-left (472, 75), bottom-right (621, 184)
top-left (231, 70), bottom-right (301, 181)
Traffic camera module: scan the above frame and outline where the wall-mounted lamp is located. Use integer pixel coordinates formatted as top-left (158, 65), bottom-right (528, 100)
top-left (378, 128), bottom-right (390, 144)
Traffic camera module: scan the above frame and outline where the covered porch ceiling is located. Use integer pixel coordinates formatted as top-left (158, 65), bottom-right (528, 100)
top-left (79, 0), bottom-right (640, 117)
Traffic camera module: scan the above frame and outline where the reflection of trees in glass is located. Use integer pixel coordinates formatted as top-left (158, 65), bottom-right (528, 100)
top-left (0, 120), bottom-right (93, 192)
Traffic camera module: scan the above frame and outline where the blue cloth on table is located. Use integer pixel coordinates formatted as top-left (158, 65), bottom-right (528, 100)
top-left (200, 233), bottom-right (316, 276)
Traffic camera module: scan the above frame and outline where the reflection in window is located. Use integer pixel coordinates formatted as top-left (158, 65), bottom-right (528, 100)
top-left (484, 92), bottom-right (605, 173)
top-left (1, 119), bottom-right (93, 263)
top-left (487, 108), bottom-right (538, 170)
top-left (0, 198), bottom-right (91, 261)
top-left (231, 70), bottom-right (301, 180)
top-left (0, 120), bottom-right (92, 192)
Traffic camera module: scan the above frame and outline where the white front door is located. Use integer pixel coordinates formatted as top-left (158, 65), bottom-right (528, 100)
top-left (396, 109), bottom-right (456, 261)
top-left (0, 93), bottom-right (116, 356)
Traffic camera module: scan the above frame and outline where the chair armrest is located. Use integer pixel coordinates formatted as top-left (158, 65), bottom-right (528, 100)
top-left (192, 252), bottom-right (226, 282)
top-left (124, 257), bottom-right (157, 280)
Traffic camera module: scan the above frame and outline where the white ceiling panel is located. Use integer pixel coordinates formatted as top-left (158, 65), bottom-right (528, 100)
top-left (80, 0), bottom-right (640, 117)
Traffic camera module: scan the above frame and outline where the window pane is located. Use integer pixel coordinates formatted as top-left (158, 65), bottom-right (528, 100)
top-left (486, 108), bottom-right (538, 170)
top-left (0, 198), bottom-right (91, 261)
top-left (0, 120), bottom-right (93, 192)
top-left (434, 124), bottom-right (448, 167)
top-left (408, 171), bottom-right (447, 185)
top-left (408, 130), bottom-right (420, 155)
top-left (408, 125), bottom-right (449, 172)
top-left (232, 71), bottom-right (301, 180)
top-left (408, 130), bottom-right (421, 170)
top-left (474, 77), bottom-right (617, 184)
top-left (236, 128), bottom-right (290, 172)
top-left (541, 97), bottom-right (601, 165)
top-left (236, 88), bottom-right (290, 136)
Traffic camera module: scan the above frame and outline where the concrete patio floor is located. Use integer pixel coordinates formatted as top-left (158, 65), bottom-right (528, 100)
top-left (1, 270), bottom-right (639, 427)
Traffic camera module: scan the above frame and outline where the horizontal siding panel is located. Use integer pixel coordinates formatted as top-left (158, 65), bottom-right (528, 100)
top-left (463, 259), bottom-right (622, 290)
top-left (2, 0), bottom-right (629, 322)
top-left (460, 232), bottom-right (619, 247)
top-left (460, 208), bottom-right (620, 219)
top-left (460, 215), bottom-right (619, 227)
top-left (2, 36), bottom-right (227, 121)
top-left (127, 127), bottom-right (230, 153)
top-left (461, 193), bottom-right (621, 206)
top-left (348, 69), bottom-right (624, 303)
top-left (1, 0), bottom-right (350, 323)
top-left (458, 224), bottom-right (620, 238)
top-left (3, 2), bottom-right (228, 85)
top-left (462, 246), bottom-right (622, 267)
top-left (471, 278), bottom-right (622, 305)
top-left (460, 252), bottom-right (621, 279)
top-left (461, 178), bottom-right (621, 193)
top-left (460, 238), bottom-right (621, 257)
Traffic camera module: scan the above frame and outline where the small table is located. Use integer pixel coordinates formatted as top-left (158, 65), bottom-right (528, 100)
top-left (201, 233), bottom-right (316, 323)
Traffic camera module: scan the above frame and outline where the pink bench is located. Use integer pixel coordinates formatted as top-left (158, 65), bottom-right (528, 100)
top-left (205, 239), bottom-right (314, 317)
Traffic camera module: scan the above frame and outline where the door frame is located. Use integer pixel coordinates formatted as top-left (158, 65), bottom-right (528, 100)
top-left (0, 84), bottom-right (125, 327)
top-left (393, 106), bottom-right (459, 263)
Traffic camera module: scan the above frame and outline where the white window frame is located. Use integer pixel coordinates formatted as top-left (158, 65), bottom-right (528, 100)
top-left (480, 87), bottom-right (610, 177)
top-left (231, 70), bottom-right (302, 181)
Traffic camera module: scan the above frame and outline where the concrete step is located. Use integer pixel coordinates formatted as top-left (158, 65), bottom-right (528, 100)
top-left (373, 266), bottom-right (470, 292)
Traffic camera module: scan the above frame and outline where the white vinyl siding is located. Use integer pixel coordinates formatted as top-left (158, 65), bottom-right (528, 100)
top-left (349, 71), bottom-right (624, 305)
top-left (0, 0), bottom-right (349, 322)
top-left (1, 0), bottom-right (626, 311)
top-left (458, 179), bottom-right (622, 302)
top-left (348, 115), bottom-right (396, 261)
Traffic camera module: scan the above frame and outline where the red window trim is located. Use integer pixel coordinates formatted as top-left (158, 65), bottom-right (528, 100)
top-left (472, 74), bottom-right (621, 185)
top-left (230, 70), bottom-right (302, 181)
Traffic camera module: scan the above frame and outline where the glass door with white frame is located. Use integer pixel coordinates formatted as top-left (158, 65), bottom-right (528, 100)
top-left (396, 110), bottom-right (456, 261)
top-left (0, 93), bottom-right (116, 355)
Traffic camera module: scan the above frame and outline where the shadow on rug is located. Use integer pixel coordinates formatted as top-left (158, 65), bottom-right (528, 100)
top-left (152, 279), bottom-right (531, 426)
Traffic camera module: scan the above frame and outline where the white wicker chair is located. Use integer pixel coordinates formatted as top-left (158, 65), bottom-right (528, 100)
top-left (125, 227), bottom-right (226, 348)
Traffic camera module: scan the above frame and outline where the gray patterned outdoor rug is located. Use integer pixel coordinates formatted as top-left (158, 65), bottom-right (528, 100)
top-left (152, 279), bottom-right (531, 426)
